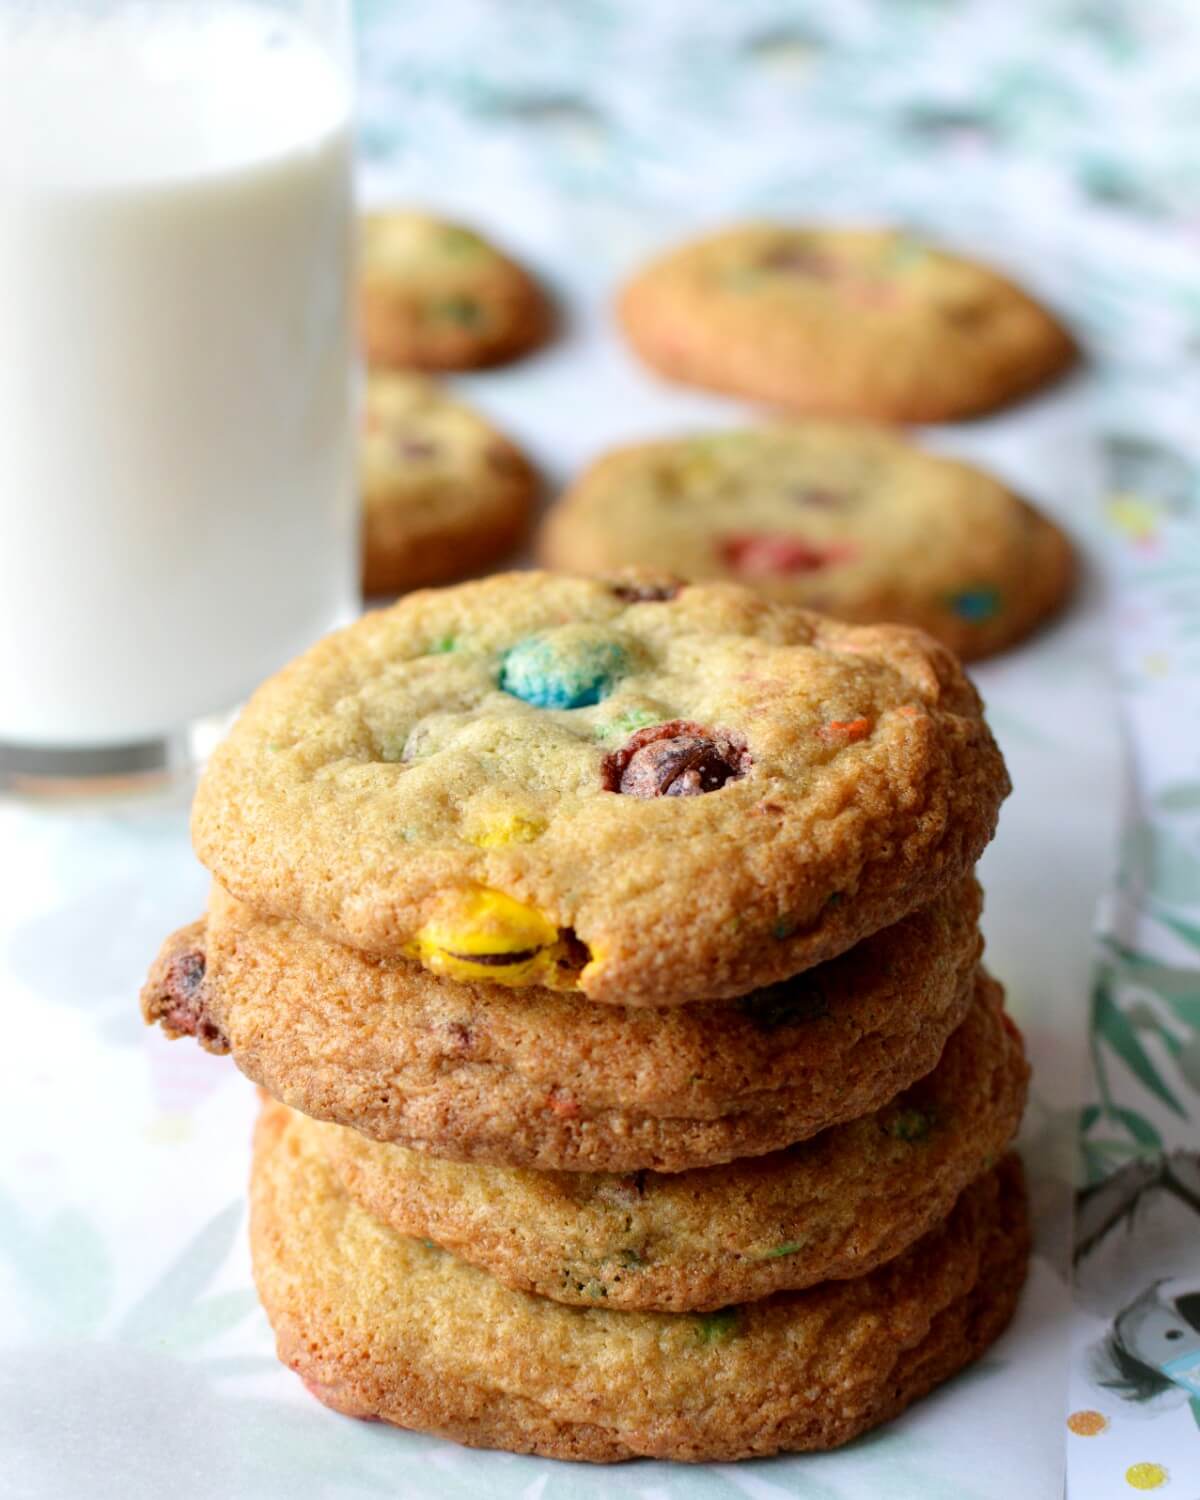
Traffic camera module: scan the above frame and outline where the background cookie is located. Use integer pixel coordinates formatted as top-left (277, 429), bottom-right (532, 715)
top-left (192, 572), bottom-right (1010, 1007)
top-left (252, 1103), bottom-right (1030, 1463)
top-left (311, 970), bottom-right (1026, 1309)
top-left (361, 210), bottom-right (551, 370)
top-left (362, 373), bottom-right (537, 595)
top-left (142, 879), bottom-right (981, 1173)
top-left (619, 224), bottom-right (1076, 422)
top-left (540, 425), bottom-right (1074, 660)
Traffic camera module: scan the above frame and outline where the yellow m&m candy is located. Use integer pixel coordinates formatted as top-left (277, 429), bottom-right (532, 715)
top-left (406, 887), bottom-right (583, 989)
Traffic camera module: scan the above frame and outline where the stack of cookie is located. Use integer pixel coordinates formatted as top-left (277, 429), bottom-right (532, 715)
top-left (357, 210), bottom-right (550, 596)
top-left (143, 570), bottom-right (1029, 1463)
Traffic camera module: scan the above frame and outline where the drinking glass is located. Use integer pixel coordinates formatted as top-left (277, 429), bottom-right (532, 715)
top-left (0, 0), bottom-right (357, 791)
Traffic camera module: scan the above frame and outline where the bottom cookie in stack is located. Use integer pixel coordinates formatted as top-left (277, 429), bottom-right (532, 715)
top-left (252, 1104), bottom-right (1029, 1463)
top-left (248, 975), bottom-right (1031, 1463)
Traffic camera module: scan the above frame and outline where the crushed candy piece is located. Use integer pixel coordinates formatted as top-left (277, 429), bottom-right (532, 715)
top-left (547, 1088), bottom-right (581, 1118)
top-left (431, 294), bottom-right (483, 326)
top-left (949, 586), bottom-right (1001, 622)
top-left (819, 717), bottom-right (871, 743)
top-left (720, 533), bottom-right (857, 577)
top-left (468, 810), bottom-right (547, 848)
top-left (886, 1107), bottom-right (936, 1142)
top-left (694, 1308), bottom-right (740, 1345)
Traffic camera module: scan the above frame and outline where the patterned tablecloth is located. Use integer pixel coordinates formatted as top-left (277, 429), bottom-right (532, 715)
top-left (3, 3), bottom-right (1198, 1497)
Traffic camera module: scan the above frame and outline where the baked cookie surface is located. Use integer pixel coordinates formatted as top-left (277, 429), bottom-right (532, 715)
top-left (310, 970), bottom-right (1026, 1309)
top-left (361, 374), bottom-right (536, 596)
top-left (141, 879), bottom-right (980, 1173)
top-left (191, 572), bottom-right (1010, 1007)
top-left (361, 210), bottom-right (551, 370)
top-left (619, 225), bottom-right (1076, 422)
top-left (540, 425), bottom-right (1073, 660)
top-left (251, 1103), bottom-right (1030, 1463)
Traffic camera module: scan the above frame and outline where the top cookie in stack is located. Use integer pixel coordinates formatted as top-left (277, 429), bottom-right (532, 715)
top-left (188, 570), bottom-right (1008, 1009)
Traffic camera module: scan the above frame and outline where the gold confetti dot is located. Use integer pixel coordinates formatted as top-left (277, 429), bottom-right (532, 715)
top-left (1067, 1409), bottom-right (1108, 1437)
top-left (1126, 1462), bottom-right (1168, 1491)
top-left (1143, 652), bottom-right (1170, 678)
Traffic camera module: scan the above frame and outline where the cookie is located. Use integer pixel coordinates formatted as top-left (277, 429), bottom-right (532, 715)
top-left (191, 572), bottom-right (1010, 1007)
top-left (310, 970), bottom-right (1025, 1309)
top-left (361, 210), bottom-right (551, 370)
top-left (361, 374), bottom-right (537, 596)
top-left (141, 878), bottom-right (980, 1173)
top-left (618, 225), bottom-right (1076, 422)
top-left (540, 425), bottom-right (1074, 660)
top-left (251, 1103), bottom-right (1030, 1463)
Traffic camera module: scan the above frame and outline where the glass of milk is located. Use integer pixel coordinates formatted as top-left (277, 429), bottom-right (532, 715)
top-left (0, 0), bottom-right (357, 790)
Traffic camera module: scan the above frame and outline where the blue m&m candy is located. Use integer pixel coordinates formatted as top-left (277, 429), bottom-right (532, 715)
top-left (949, 586), bottom-right (1001, 623)
top-left (500, 627), bottom-right (632, 709)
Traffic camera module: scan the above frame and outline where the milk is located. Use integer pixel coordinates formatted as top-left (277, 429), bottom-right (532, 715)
top-left (0, 5), bottom-right (356, 747)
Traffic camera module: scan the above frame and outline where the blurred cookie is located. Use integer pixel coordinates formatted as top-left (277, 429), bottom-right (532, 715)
top-left (361, 210), bottom-right (551, 370)
top-left (191, 572), bottom-right (1010, 1008)
top-left (540, 425), bottom-right (1073, 660)
top-left (141, 879), bottom-right (980, 1173)
top-left (251, 1103), bottom-right (1030, 1462)
top-left (619, 224), bottom-right (1076, 421)
top-left (311, 969), bottom-right (1026, 1308)
top-left (361, 373), bottom-right (536, 595)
